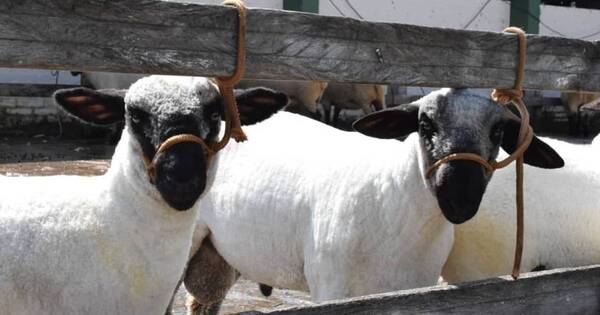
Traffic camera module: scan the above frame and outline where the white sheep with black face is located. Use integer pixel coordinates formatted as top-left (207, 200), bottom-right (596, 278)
top-left (0, 75), bottom-right (288, 315)
top-left (180, 88), bottom-right (564, 314)
top-left (443, 133), bottom-right (600, 283)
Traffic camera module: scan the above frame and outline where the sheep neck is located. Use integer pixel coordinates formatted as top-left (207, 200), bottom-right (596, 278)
top-left (389, 134), bottom-right (444, 235)
top-left (94, 129), bottom-right (199, 310)
top-left (104, 129), bottom-right (199, 233)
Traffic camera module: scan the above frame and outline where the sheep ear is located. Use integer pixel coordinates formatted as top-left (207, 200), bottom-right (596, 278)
top-left (501, 120), bottom-right (565, 169)
top-left (233, 87), bottom-right (289, 125)
top-left (353, 103), bottom-right (419, 139)
top-left (53, 87), bottom-right (126, 125)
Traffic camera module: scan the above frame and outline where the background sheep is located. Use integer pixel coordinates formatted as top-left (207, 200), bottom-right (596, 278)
top-left (181, 89), bottom-right (563, 314)
top-left (321, 83), bottom-right (386, 126)
top-left (442, 134), bottom-right (600, 283)
top-left (0, 75), bottom-right (288, 315)
top-left (236, 79), bottom-right (327, 117)
top-left (561, 91), bottom-right (600, 113)
top-left (560, 91), bottom-right (600, 136)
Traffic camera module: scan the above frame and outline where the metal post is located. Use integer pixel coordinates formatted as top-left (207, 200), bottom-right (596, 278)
top-left (510, 0), bottom-right (540, 34)
top-left (283, 0), bottom-right (319, 13)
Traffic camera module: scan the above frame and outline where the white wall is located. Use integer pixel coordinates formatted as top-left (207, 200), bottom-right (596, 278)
top-left (165, 0), bottom-right (282, 9)
top-left (319, 0), bottom-right (510, 31)
top-left (540, 4), bottom-right (600, 40)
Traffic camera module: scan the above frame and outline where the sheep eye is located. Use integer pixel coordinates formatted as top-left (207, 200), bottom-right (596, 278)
top-left (490, 122), bottom-right (504, 144)
top-left (419, 115), bottom-right (436, 136)
top-left (128, 108), bottom-right (147, 124)
top-left (211, 112), bottom-right (220, 121)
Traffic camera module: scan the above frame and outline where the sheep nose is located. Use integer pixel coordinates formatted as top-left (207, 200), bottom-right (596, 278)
top-left (435, 161), bottom-right (486, 224)
top-left (161, 143), bottom-right (205, 184)
top-left (153, 142), bottom-right (208, 211)
top-left (170, 155), bottom-right (196, 183)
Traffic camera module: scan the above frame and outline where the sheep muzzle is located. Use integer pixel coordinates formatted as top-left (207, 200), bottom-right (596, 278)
top-left (142, 134), bottom-right (215, 184)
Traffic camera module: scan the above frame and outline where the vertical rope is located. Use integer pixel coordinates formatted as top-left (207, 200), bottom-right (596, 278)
top-left (213, 0), bottom-right (248, 151)
top-left (491, 27), bottom-right (528, 279)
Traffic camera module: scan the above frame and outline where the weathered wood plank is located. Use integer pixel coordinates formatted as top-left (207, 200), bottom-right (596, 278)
top-left (239, 265), bottom-right (600, 315)
top-left (1, 0), bottom-right (600, 91)
top-left (0, 83), bottom-right (75, 97)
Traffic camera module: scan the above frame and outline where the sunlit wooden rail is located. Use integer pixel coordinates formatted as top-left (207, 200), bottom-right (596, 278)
top-left (1, 0), bottom-right (600, 91)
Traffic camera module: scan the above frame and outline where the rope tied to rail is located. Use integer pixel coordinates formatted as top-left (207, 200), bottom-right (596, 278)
top-left (426, 27), bottom-right (531, 279)
top-left (141, 0), bottom-right (247, 183)
top-left (214, 0), bottom-right (248, 150)
top-left (492, 27), bottom-right (529, 280)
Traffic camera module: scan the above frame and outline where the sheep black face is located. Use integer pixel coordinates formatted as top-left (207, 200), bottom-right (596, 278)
top-left (54, 76), bottom-right (288, 211)
top-left (354, 89), bottom-right (564, 224)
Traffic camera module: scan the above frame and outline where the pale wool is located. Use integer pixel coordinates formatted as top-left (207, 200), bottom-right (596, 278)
top-left (192, 111), bottom-right (453, 302)
top-left (443, 136), bottom-right (600, 282)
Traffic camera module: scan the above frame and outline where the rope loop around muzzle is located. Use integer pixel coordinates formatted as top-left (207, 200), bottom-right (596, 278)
top-left (142, 134), bottom-right (216, 184)
top-left (140, 0), bottom-right (248, 183)
top-left (425, 27), bottom-right (530, 279)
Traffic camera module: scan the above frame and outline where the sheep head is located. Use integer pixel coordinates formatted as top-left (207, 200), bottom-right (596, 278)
top-left (54, 75), bottom-right (288, 211)
top-left (353, 88), bottom-right (564, 224)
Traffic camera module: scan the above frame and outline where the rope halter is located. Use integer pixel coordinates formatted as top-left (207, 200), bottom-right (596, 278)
top-left (425, 27), bottom-right (530, 279)
top-left (141, 0), bottom-right (247, 183)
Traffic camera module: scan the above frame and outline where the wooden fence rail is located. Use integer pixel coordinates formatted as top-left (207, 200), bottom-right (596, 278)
top-left (1, 0), bottom-right (600, 91)
top-left (240, 265), bottom-right (600, 315)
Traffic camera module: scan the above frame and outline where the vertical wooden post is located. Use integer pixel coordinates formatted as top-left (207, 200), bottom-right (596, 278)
top-left (283, 0), bottom-right (319, 13)
top-left (510, 0), bottom-right (540, 34)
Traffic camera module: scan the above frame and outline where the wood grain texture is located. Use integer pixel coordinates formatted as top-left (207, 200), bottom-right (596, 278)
top-left (240, 265), bottom-right (600, 315)
top-left (1, 0), bottom-right (600, 91)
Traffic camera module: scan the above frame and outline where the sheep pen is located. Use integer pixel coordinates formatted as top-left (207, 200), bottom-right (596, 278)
top-left (2, 0), bottom-right (600, 314)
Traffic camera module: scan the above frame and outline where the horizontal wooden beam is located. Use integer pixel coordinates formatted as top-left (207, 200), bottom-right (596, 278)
top-left (241, 265), bottom-right (600, 314)
top-left (1, 0), bottom-right (599, 91)
top-left (0, 83), bottom-right (76, 97)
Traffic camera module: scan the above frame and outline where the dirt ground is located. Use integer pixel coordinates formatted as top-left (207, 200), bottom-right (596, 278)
top-left (0, 138), bottom-right (311, 314)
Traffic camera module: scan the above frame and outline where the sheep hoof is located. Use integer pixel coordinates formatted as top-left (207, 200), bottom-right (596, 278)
top-left (186, 294), bottom-right (222, 315)
top-left (259, 283), bottom-right (273, 297)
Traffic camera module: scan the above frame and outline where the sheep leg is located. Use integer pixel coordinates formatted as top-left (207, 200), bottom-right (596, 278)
top-left (333, 106), bottom-right (342, 127)
top-left (164, 278), bottom-right (183, 315)
top-left (303, 253), bottom-right (353, 301)
top-left (186, 295), bottom-right (223, 315)
top-left (322, 103), bottom-right (331, 124)
top-left (184, 238), bottom-right (238, 315)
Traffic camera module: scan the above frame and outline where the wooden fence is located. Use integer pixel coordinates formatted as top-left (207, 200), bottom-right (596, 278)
top-left (1, 0), bottom-right (600, 91)
top-left (241, 265), bottom-right (600, 314)
top-left (1, 1), bottom-right (600, 313)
